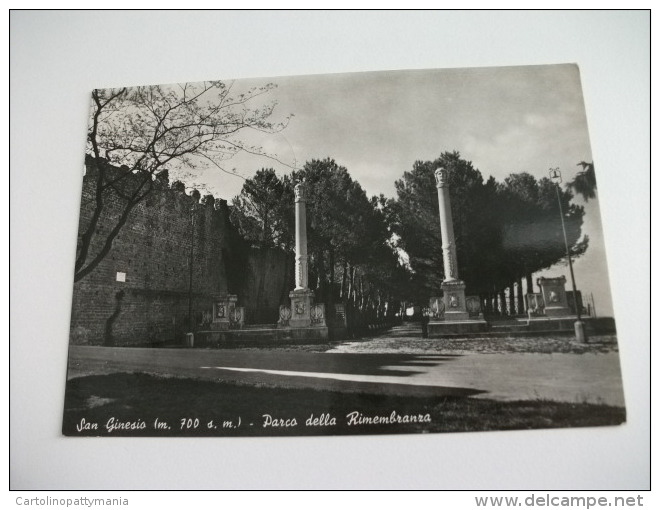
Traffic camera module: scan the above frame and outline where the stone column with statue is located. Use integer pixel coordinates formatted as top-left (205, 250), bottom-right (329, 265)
top-left (434, 166), bottom-right (470, 321)
top-left (286, 182), bottom-right (317, 328)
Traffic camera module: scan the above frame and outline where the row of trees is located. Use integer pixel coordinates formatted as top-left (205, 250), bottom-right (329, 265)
top-left (230, 152), bottom-right (591, 318)
top-left (387, 152), bottom-right (588, 312)
top-left (230, 159), bottom-right (407, 318)
top-left (80, 78), bottom-right (595, 320)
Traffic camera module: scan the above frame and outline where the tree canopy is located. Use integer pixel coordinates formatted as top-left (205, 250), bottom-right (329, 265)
top-left (231, 158), bottom-right (405, 312)
top-left (567, 161), bottom-right (597, 202)
top-left (388, 151), bottom-right (587, 301)
top-left (231, 152), bottom-right (590, 314)
top-left (230, 168), bottom-right (295, 251)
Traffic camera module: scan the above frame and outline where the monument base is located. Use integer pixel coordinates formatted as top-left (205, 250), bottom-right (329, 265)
top-left (444, 310), bottom-right (470, 321)
top-left (278, 290), bottom-right (328, 330)
top-left (440, 279), bottom-right (470, 320)
top-left (196, 325), bottom-right (329, 346)
top-left (210, 294), bottom-right (240, 330)
top-left (288, 288), bottom-right (315, 328)
top-left (544, 306), bottom-right (572, 318)
top-left (538, 276), bottom-right (572, 318)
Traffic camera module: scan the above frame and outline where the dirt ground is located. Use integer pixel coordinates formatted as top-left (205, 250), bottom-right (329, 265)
top-left (327, 333), bottom-right (619, 355)
top-left (230, 328), bottom-right (619, 355)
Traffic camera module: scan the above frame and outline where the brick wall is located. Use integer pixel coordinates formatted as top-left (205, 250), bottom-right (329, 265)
top-left (70, 157), bottom-right (290, 346)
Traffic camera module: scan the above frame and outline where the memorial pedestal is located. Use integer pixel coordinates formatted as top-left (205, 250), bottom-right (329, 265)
top-left (288, 289), bottom-right (315, 328)
top-left (441, 280), bottom-right (470, 321)
top-left (210, 294), bottom-right (242, 330)
top-left (538, 276), bottom-right (571, 318)
top-left (428, 288), bottom-right (487, 337)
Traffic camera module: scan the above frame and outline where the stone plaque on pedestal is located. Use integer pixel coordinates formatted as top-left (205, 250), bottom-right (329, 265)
top-left (211, 294), bottom-right (238, 330)
top-left (537, 276), bottom-right (571, 317)
top-left (228, 306), bottom-right (245, 329)
top-left (441, 280), bottom-right (470, 321)
top-left (278, 305), bottom-right (292, 327)
top-left (310, 303), bottom-right (326, 327)
top-left (288, 289), bottom-right (315, 328)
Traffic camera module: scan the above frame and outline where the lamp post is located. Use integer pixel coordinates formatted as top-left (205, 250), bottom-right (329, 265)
top-left (549, 168), bottom-right (586, 342)
top-left (187, 201), bottom-right (197, 338)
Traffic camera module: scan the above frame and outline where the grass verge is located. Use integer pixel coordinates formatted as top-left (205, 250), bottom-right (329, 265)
top-left (63, 373), bottom-right (626, 437)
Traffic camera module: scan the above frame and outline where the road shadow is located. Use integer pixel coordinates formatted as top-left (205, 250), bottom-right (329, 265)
top-left (203, 352), bottom-right (463, 378)
top-left (201, 369), bottom-right (485, 398)
top-left (374, 328), bottom-right (423, 339)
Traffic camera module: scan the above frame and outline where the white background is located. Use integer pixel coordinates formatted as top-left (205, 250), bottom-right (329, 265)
top-left (9, 10), bottom-right (650, 489)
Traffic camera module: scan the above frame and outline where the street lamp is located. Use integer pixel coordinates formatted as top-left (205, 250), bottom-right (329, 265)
top-left (549, 168), bottom-right (586, 342)
top-left (187, 201), bottom-right (198, 341)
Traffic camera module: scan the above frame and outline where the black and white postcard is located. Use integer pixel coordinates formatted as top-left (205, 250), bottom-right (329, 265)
top-left (62, 64), bottom-right (625, 437)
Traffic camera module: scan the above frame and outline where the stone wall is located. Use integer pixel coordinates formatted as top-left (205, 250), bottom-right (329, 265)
top-left (70, 157), bottom-right (290, 345)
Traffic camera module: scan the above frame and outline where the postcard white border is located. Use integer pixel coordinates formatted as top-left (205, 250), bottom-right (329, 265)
top-left (9, 10), bottom-right (650, 489)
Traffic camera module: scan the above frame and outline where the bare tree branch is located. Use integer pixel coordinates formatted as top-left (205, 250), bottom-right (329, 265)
top-left (76, 80), bottom-right (288, 281)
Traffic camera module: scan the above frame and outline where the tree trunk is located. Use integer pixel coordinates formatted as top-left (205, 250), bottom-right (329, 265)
top-left (340, 260), bottom-right (348, 300)
top-left (508, 283), bottom-right (515, 316)
top-left (359, 276), bottom-right (365, 311)
top-left (526, 273), bottom-right (534, 295)
top-left (348, 265), bottom-right (356, 306)
top-left (328, 249), bottom-right (335, 308)
top-left (316, 248), bottom-right (325, 300)
top-left (481, 294), bottom-right (487, 315)
top-left (516, 277), bottom-right (525, 314)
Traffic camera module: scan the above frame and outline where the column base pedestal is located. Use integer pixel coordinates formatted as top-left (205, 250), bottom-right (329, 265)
top-left (545, 306), bottom-right (572, 318)
top-left (444, 310), bottom-right (470, 321)
top-left (288, 289), bottom-right (315, 328)
top-left (538, 276), bottom-right (572, 318)
top-left (441, 279), bottom-right (470, 320)
top-left (210, 294), bottom-right (238, 330)
top-left (427, 319), bottom-right (488, 337)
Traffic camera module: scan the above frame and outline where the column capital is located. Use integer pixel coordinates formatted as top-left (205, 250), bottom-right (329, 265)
top-left (294, 182), bottom-right (306, 202)
top-left (434, 167), bottom-right (448, 188)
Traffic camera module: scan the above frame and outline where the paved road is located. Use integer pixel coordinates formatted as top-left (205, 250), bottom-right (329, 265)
top-left (66, 337), bottom-right (626, 406)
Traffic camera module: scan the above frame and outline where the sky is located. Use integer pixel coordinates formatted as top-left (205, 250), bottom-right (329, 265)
top-left (155, 64), bottom-right (613, 316)
top-left (193, 64), bottom-right (592, 198)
